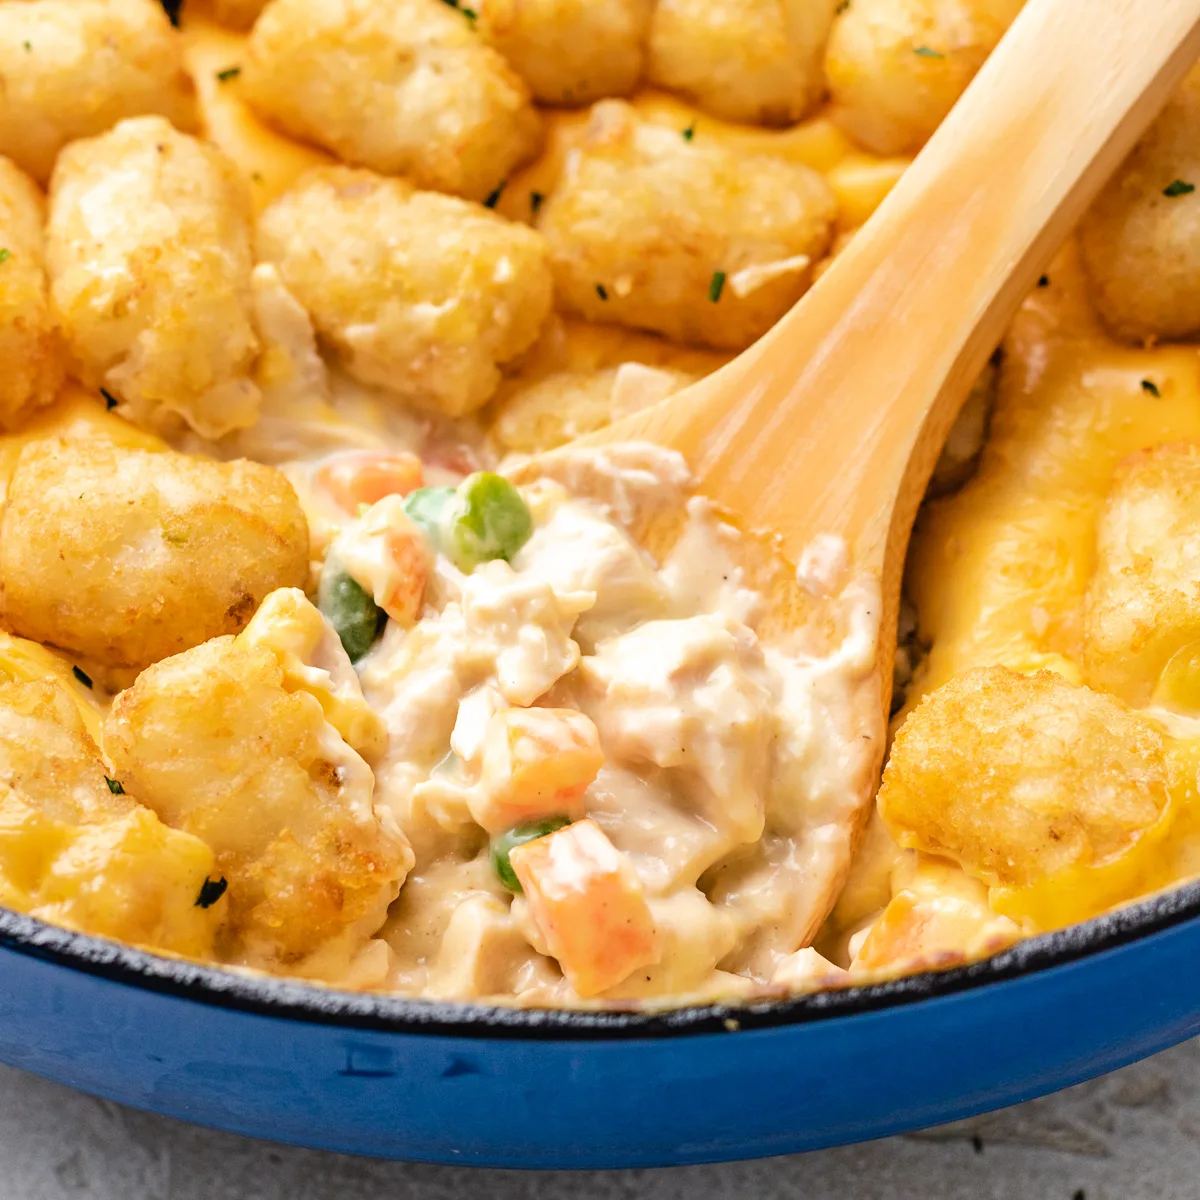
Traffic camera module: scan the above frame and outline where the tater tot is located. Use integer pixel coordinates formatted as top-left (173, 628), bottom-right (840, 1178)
top-left (105, 633), bottom-right (413, 965)
top-left (1085, 444), bottom-right (1200, 705)
top-left (476, 0), bottom-right (653, 106)
top-left (46, 116), bottom-right (261, 439)
top-left (0, 157), bottom-right (62, 430)
top-left (879, 667), bottom-right (1169, 889)
top-left (0, 0), bottom-right (197, 185)
top-left (242, 0), bottom-right (542, 202)
top-left (825, 0), bottom-right (1024, 155)
top-left (0, 676), bottom-right (219, 959)
top-left (647, 0), bottom-right (836, 127)
top-left (538, 101), bottom-right (836, 350)
top-left (0, 438), bottom-right (309, 672)
top-left (257, 166), bottom-right (553, 417)
top-left (1079, 71), bottom-right (1200, 343)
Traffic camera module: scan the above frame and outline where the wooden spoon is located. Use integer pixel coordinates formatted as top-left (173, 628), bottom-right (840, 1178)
top-left (568, 0), bottom-right (1200, 700)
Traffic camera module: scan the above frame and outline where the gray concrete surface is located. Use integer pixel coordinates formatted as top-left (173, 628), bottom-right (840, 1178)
top-left (3, 1039), bottom-right (1200, 1199)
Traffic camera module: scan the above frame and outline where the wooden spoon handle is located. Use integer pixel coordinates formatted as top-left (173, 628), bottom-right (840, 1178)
top-left (607, 0), bottom-right (1200, 578)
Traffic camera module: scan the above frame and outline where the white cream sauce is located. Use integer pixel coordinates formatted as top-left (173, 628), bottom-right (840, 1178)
top-left (350, 443), bottom-right (882, 1005)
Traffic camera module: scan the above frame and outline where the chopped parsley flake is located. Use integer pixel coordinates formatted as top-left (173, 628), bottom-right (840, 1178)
top-left (100, 387), bottom-right (118, 411)
top-left (835, 0), bottom-right (849, 11)
top-left (72, 666), bottom-right (93, 689)
top-left (595, 283), bottom-right (608, 301)
top-left (1037, 274), bottom-right (1049, 288)
top-left (0, 249), bottom-right (9, 265)
top-left (1142, 379), bottom-right (1161, 397)
top-left (529, 191), bottom-right (545, 216)
top-left (104, 777), bottom-right (125, 795)
top-left (215, 65), bottom-right (241, 82)
top-left (483, 180), bottom-right (506, 209)
top-left (1164, 179), bottom-right (1196, 197)
top-left (462, 7), bottom-right (478, 17)
top-left (22, 40), bottom-right (30, 51)
top-left (251, 171), bottom-right (264, 183)
top-left (195, 876), bottom-right (229, 909)
top-left (914, 45), bottom-right (945, 58)
top-left (682, 123), bottom-right (696, 142)
top-left (160, 0), bottom-right (182, 27)
top-left (709, 270), bottom-right (726, 303)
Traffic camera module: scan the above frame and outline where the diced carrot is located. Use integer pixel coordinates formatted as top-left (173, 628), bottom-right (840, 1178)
top-left (473, 708), bottom-right (603, 832)
top-left (315, 452), bottom-right (424, 513)
top-left (333, 497), bottom-right (429, 627)
top-left (378, 520), bottom-right (429, 626)
top-left (509, 818), bottom-right (657, 997)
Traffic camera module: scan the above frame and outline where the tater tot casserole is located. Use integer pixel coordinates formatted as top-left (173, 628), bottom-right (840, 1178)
top-left (1, 0), bottom-right (1199, 1009)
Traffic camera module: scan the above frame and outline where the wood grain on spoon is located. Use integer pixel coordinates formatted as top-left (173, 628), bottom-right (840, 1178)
top-left (577, 0), bottom-right (1200, 686)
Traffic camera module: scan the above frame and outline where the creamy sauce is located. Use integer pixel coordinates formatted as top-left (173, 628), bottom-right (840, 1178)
top-left (317, 444), bottom-right (884, 1004)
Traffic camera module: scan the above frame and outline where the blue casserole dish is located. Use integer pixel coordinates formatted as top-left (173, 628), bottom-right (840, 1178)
top-left (1, 879), bottom-right (1199, 1168)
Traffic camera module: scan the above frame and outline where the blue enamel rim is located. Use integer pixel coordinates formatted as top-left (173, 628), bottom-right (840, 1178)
top-left (4, 875), bottom-right (1200, 1039)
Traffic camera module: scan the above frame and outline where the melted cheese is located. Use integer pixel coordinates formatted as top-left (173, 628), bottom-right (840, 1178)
top-left (902, 244), bottom-right (1200, 930)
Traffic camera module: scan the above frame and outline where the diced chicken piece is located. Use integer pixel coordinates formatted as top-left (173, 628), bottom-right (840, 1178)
top-left (46, 117), bottom-right (260, 438)
top-left (851, 857), bottom-right (1021, 975)
top-left (509, 817), bottom-right (657, 996)
top-left (879, 666), bottom-right (1169, 889)
top-left (239, 587), bottom-right (387, 760)
top-left (825, 0), bottom-right (1025, 155)
top-left (771, 946), bottom-right (849, 991)
top-left (472, 707), bottom-right (603, 832)
top-left (459, 564), bottom-right (589, 706)
top-left (1079, 69), bottom-right (1200, 342)
top-left (0, 677), bottom-right (219, 958)
top-left (647, 0), bottom-right (836, 127)
top-left (105, 632), bottom-right (413, 965)
top-left (476, 0), bottom-right (653, 106)
top-left (513, 486), bottom-right (666, 646)
top-left (427, 893), bottom-right (549, 999)
top-left (0, 0), bottom-right (197, 185)
top-left (242, 0), bottom-right (541, 201)
top-left (0, 438), bottom-right (309, 673)
top-left (538, 101), bottom-right (836, 350)
top-left (581, 614), bottom-right (773, 844)
top-left (314, 451), bottom-right (425, 516)
top-left (257, 166), bottom-right (553, 417)
top-left (0, 157), bottom-right (62, 430)
top-left (331, 497), bottom-right (431, 627)
top-left (1085, 444), bottom-right (1200, 705)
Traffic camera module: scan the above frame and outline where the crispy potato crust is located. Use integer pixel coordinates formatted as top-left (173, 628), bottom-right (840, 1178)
top-left (476, 0), bottom-right (653, 106)
top-left (0, 157), bottom-right (62, 430)
top-left (1085, 443), bottom-right (1200, 704)
top-left (46, 116), bottom-right (261, 439)
top-left (242, 0), bottom-right (542, 201)
top-left (258, 166), bottom-right (553, 416)
top-left (825, 0), bottom-right (1024, 155)
top-left (0, 0), bottom-right (197, 185)
top-left (0, 677), bottom-right (219, 958)
top-left (105, 633), bottom-right (413, 964)
top-left (538, 101), bottom-right (836, 350)
top-left (879, 666), bottom-right (1169, 888)
top-left (0, 438), bottom-right (309, 672)
top-left (1079, 70), bottom-right (1200, 343)
top-left (647, 0), bottom-right (835, 126)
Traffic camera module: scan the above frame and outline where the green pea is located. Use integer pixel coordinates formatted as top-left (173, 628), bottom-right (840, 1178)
top-left (403, 485), bottom-right (456, 546)
top-left (490, 816), bottom-right (571, 893)
top-left (318, 569), bottom-right (384, 663)
top-left (446, 472), bottom-right (533, 570)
